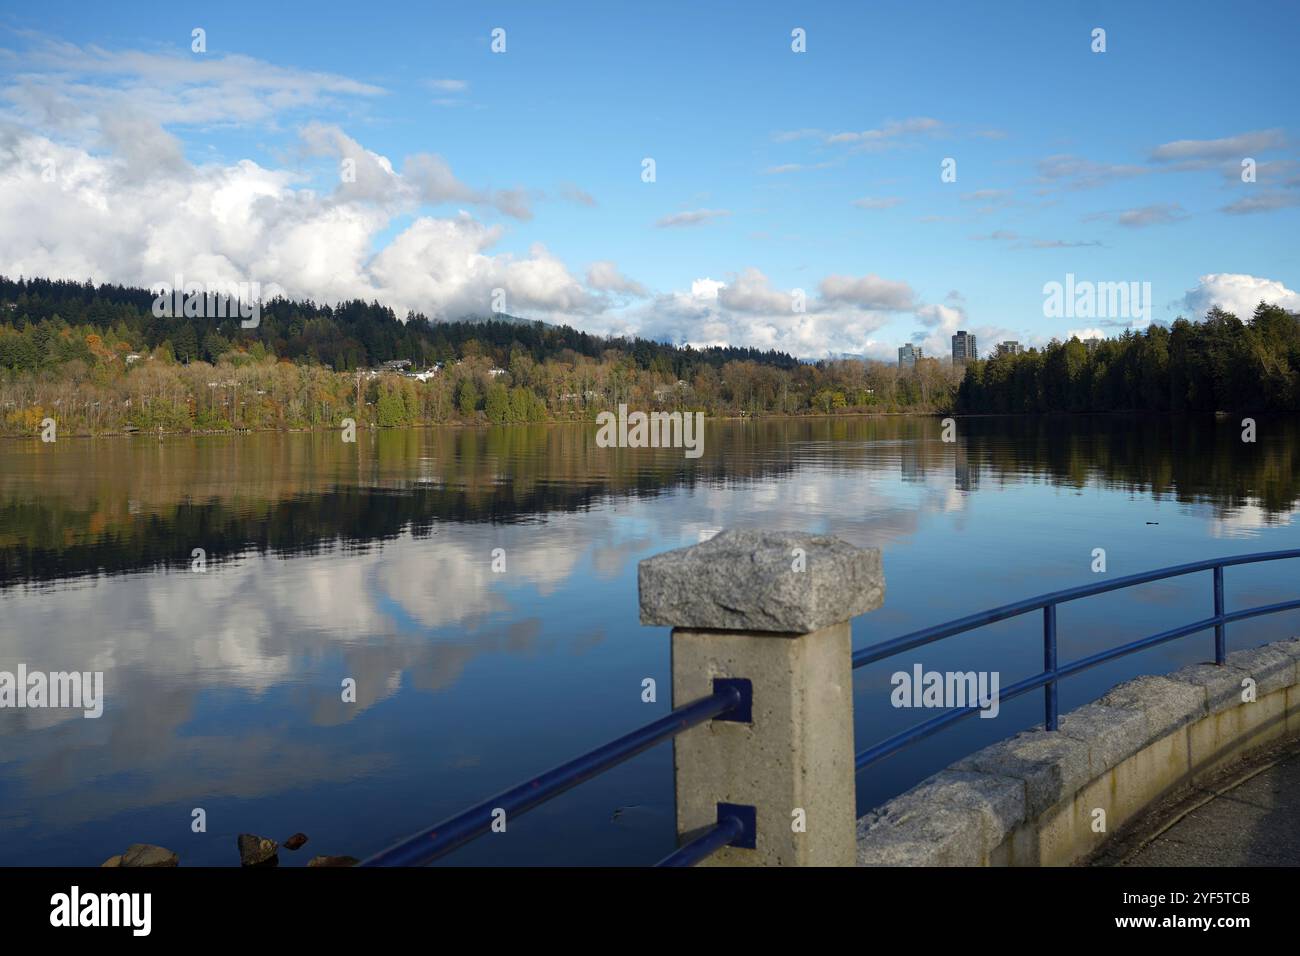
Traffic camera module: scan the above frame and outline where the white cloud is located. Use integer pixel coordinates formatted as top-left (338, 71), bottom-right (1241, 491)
top-left (629, 268), bottom-right (938, 358)
top-left (818, 273), bottom-right (915, 311)
top-left (0, 126), bottom-right (590, 321)
top-left (370, 220), bottom-right (593, 317)
top-left (1181, 274), bottom-right (1300, 320)
top-left (912, 303), bottom-right (964, 355)
top-left (1116, 203), bottom-right (1187, 227)
top-left (716, 268), bottom-right (792, 313)
top-left (1221, 191), bottom-right (1300, 215)
top-left (586, 260), bottom-right (646, 297)
top-left (1, 36), bottom-right (384, 130)
top-left (0, 35), bottom-right (967, 358)
top-left (1066, 327), bottom-right (1107, 341)
top-left (1150, 129), bottom-right (1286, 163)
top-left (825, 117), bottom-right (944, 150)
top-left (654, 208), bottom-right (731, 228)
top-left (1036, 154), bottom-right (1150, 190)
top-left (402, 151), bottom-right (533, 220)
top-left (1084, 203), bottom-right (1188, 228)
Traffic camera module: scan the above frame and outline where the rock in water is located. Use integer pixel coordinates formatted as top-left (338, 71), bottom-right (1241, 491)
top-left (120, 844), bottom-right (178, 867)
top-left (306, 855), bottom-right (359, 867)
top-left (237, 833), bottom-right (279, 867)
top-left (283, 832), bottom-right (309, 851)
top-left (100, 855), bottom-right (123, 868)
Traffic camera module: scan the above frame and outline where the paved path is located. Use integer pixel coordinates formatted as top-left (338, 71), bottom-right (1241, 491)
top-left (1095, 741), bottom-right (1300, 867)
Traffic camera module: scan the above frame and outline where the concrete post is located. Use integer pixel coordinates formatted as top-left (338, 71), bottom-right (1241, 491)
top-left (639, 530), bottom-right (884, 866)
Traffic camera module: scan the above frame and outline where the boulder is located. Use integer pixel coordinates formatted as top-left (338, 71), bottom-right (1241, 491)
top-left (119, 844), bottom-right (178, 867)
top-left (306, 855), bottom-right (359, 868)
top-left (236, 833), bottom-right (279, 867)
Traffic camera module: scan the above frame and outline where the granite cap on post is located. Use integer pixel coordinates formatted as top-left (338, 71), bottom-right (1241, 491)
top-left (638, 529), bottom-right (884, 633)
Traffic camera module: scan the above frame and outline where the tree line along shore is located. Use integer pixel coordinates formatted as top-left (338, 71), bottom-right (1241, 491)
top-left (1, 277), bottom-right (1296, 437)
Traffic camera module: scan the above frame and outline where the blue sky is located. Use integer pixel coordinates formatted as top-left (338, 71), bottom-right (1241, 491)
top-left (2, 0), bottom-right (1298, 358)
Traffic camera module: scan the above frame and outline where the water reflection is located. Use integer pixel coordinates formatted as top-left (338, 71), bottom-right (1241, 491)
top-left (0, 414), bottom-right (1297, 865)
top-left (4, 416), bottom-right (1297, 590)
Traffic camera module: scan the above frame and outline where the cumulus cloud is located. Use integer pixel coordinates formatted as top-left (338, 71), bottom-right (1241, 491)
top-left (818, 273), bottom-right (915, 311)
top-left (1066, 327), bottom-right (1107, 341)
top-left (585, 260), bottom-right (646, 297)
top-left (911, 303), bottom-right (964, 356)
top-left (0, 125), bottom-right (589, 321)
top-left (0, 33), bottom-right (966, 358)
top-left (300, 121), bottom-right (402, 204)
top-left (716, 268), bottom-right (793, 313)
top-left (368, 218), bottom-right (594, 317)
top-left (631, 268), bottom-right (933, 358)
top-left (0, 116), bottom-right (954, 354)
top-left (1181, 274), bottom-right (1300, 320)
top-left (97, 111), bottom-right (188, 181)
top-left (402, 152), bottom-right (533, 219)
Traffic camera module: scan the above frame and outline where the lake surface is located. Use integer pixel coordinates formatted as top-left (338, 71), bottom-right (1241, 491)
top-left (2, 415), bottom-right (1299, 866)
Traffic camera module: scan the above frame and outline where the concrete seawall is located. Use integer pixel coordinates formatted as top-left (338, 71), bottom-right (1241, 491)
top-left (856, 636), bottom-right (1300, 866)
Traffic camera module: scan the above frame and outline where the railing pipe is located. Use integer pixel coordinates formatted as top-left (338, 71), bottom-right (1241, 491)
top-left (1214, 565), bottom-right (1226, 664)
top-left (656, 816), bottom-right (745, 867)
top-left (362, 685), bottom-right (741, 866)
top-left (854, 551), bottom-right (1300, 771)
top-left (364, 544), bottom-right (1300, 868)
top-left (1043, 604), bottom-right (1058, 731)
top-left (852, 549), bottom-right (1300, 670)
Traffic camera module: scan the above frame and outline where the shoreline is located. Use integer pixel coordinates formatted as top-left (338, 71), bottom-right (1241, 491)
top-left (0, 407), bottom-right (1272, 442)
top-left (0, 407), bottom-right (955, 441)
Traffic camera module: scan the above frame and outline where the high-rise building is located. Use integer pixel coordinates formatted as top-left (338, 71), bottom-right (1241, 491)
top-left (898, 343), bottom-right (922, 369)
top-left (995, 340), bottom-right (1023, 358)
top-left (952, 330), bottom-right (977, 364)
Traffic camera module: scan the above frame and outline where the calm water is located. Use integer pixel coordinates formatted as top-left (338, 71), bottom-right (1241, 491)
top-left (2, 415), bottom-right (1299, 866)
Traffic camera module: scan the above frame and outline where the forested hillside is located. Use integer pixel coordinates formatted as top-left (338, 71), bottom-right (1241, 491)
top-left (956, 304), bottom-right (1300, 414)
top-left (0, 276), bottom-right (956, 435)
top-left (1, 276), bottom-right (1295, 437)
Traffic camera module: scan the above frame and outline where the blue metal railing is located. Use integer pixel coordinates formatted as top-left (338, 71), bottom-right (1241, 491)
top-left (364, 548), bottom-right (1300, 866)
top-left (362, 682), bottom-right (747, 866)
top-left (656, 803), bottom-right (755, 866)
top-left (851, 549), bottom-right (1300, 772)
top-left (657, 816), bottom-right (745, 867)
